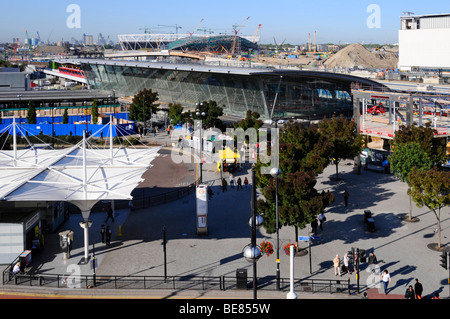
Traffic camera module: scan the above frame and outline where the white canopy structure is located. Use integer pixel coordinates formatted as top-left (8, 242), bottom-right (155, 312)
top-left (0, 118), bottom-right (161, 262)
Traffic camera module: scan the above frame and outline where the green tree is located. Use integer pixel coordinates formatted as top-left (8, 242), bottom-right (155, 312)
top-left (168, 103), bottom-right (184, 125)
top-left (393, 123), bottom-right (447, 167)
top-left (187, 100), bottom-right (224, 131)
top-left (389, 142), bottom-right (433, 221)
top-left (129, 88), bottom-right (159, 122)
top-left (318, 115), bottom-right (363, 180)
top-left (26, 100), bottom-right (37, 124)
top-left (409, 167), bottom-right (450, 248)
top-left (91, 99), bottom-right (99, 125)
top-left (63, 108), bottom-right (69, 124)
top-left (233, 110), bottom-right (264, 131)
top-left (256, 121), bottom-right (334, 248)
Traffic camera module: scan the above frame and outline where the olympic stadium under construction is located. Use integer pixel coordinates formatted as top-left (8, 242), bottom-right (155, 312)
top-left (118, 33), bottom-right (259, 54)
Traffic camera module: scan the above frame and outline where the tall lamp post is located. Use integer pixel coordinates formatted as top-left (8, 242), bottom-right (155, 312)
top-left (17, 94), bottom-right (23, 130)
top-left (270, 167), bottom-right (281, 290)
top-left (269, 76), bottom-right (283, 290)
top-left (108, 90), bottom-right (116, 123)
top-left (243, 164), bottom-right (263, 299)
top-left (196, 104), bottom-right (206, 184)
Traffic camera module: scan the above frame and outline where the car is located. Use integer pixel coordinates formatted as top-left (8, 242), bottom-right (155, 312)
top-left (367, 104), bottom-right (385, 115)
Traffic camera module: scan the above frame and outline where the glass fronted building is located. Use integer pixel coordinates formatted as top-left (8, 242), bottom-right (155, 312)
top-left (58, 59), bottom-right (386, 120)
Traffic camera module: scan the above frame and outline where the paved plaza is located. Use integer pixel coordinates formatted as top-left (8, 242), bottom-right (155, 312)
top-left (1, 131), bottom-right (449, 299)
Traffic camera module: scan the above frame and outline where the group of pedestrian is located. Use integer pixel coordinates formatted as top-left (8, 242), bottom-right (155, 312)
top-left (100, 224), bottom-right (112, 246)
top-left (332, 253), bottom-right (354, 276)
top-left (404, 279), bottom-right (424, 299)
top-left (311, 212), bottom-right (327, 235)
top-left (221, 174), bottom-right (249, 193)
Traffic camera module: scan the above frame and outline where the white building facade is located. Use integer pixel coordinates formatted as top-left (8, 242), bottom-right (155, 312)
top-left (398, 13), bottom-right (450, 71)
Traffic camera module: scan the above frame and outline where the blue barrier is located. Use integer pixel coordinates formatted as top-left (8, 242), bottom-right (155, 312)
top-left (1, 113), bottom-right (130, 125)
top-left (0, 122), bottom-right (136, 137)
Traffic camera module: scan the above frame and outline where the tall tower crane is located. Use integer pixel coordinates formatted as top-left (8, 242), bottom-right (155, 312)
top-left (158, 24), bottom-right (183, 38)
top-left (252, 24), bottom-right (262, 43)
top-left (188, 19), bottom-right (204, 37)
top-left (231, 16), bottom-right (250, 55)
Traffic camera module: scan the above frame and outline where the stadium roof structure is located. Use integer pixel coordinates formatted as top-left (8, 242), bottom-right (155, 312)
top-left (0, 118), bottom-right (161, 262)
top-left (166, 35), bottom-right (258, 52)
top-left (118, 33), bottom-right (259, 52)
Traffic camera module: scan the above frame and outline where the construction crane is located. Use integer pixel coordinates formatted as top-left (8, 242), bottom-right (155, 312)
top-left (158, 24), bottom-right (182, 37)
top-left (139, 27), bottom-right (152, 34)
top-left (231, 16), bottom-right (250, 55)
top-left (188, 19), bottom-right (204, 37)
top-left (252, 24), bottom-right (262, 43)
top-left (273, 37), bottom-right (286, 55)
top-left (11, 38), bottom-right (19, 61)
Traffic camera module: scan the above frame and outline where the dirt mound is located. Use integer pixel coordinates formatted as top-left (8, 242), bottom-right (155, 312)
top-left (324, 43), bottom-right (398, 69)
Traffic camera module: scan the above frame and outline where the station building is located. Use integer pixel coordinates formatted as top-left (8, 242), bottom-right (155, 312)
top-left (57, 58), bottom-right (385, 121)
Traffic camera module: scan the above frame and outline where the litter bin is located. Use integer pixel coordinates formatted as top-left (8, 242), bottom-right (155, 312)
top-left (367, 218), bottom-right (375, 232)
top-left (236, 268), bottom-right (248, 289)
top-left (364, 210), bottom-right (372, 223)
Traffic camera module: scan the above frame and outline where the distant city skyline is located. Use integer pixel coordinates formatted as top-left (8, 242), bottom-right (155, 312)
top-left (1, 0), bottom-right (449, 45)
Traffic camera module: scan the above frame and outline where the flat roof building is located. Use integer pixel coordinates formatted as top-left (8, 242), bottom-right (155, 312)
top-left (399, 13), bottom-right (450, 71)
top-left (57, 58), bottom-right (386, 121)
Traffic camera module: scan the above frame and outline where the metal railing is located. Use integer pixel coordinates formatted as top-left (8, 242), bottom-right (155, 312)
top-left (3, 270), bottom-right (351, 295)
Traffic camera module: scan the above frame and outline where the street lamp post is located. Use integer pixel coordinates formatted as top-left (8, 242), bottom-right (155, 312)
top-left (270, 167), bottom-right (281, 290)
top-left (243, 164), bottom-right (263, 299)
top-left (17, 94), bottom-right (23, 130)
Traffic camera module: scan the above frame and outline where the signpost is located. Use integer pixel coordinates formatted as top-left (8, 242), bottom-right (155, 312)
top-left (196, 184), bottom-right (209, 235)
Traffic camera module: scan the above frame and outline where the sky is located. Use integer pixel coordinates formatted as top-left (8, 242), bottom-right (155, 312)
top-left (1, 0), bottom-right (450, 45)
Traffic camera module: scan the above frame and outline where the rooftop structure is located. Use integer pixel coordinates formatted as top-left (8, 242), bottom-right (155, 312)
top-left (399, 13), bottom-right (450, 71)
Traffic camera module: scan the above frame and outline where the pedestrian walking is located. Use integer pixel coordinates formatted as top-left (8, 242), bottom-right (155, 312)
top-left (105, 205), bottom-right (115, 223)
top-left (244, 177), bottom-right (249, 189)
top-left (311, 219), bottom-right (318, 235)
top-left (221, 178), bottom-right (228, 192)
top-left (343, 189), bottom-right (350, 207)
top-left (368, 252), bottom-right (378, 273)
top-left (405, 285), bottom-right (415, 299)
top-left (207, 187), bottom-right (214, 199)
top-left (381, 269), bottom-right (391, 295)
top-left (237, 177), bottom-right (242, 190)
top-left (343, 253), bottom-right (351, 274)
top-left (333, 255), bottom-right (341, 276)
top-left (105, 225), bottom-right (112, 246)
top-left (100, 224), bottom-right (106, 243)
top-left (229, 174), bottom-right (235, 189)
top-left (318, 212), bottom-right (326, 231)
top-left (414, 278), bottom-right (423, 299)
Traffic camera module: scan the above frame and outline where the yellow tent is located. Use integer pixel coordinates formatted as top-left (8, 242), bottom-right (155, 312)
top-left (217, 147), bottom-right (240, 171)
